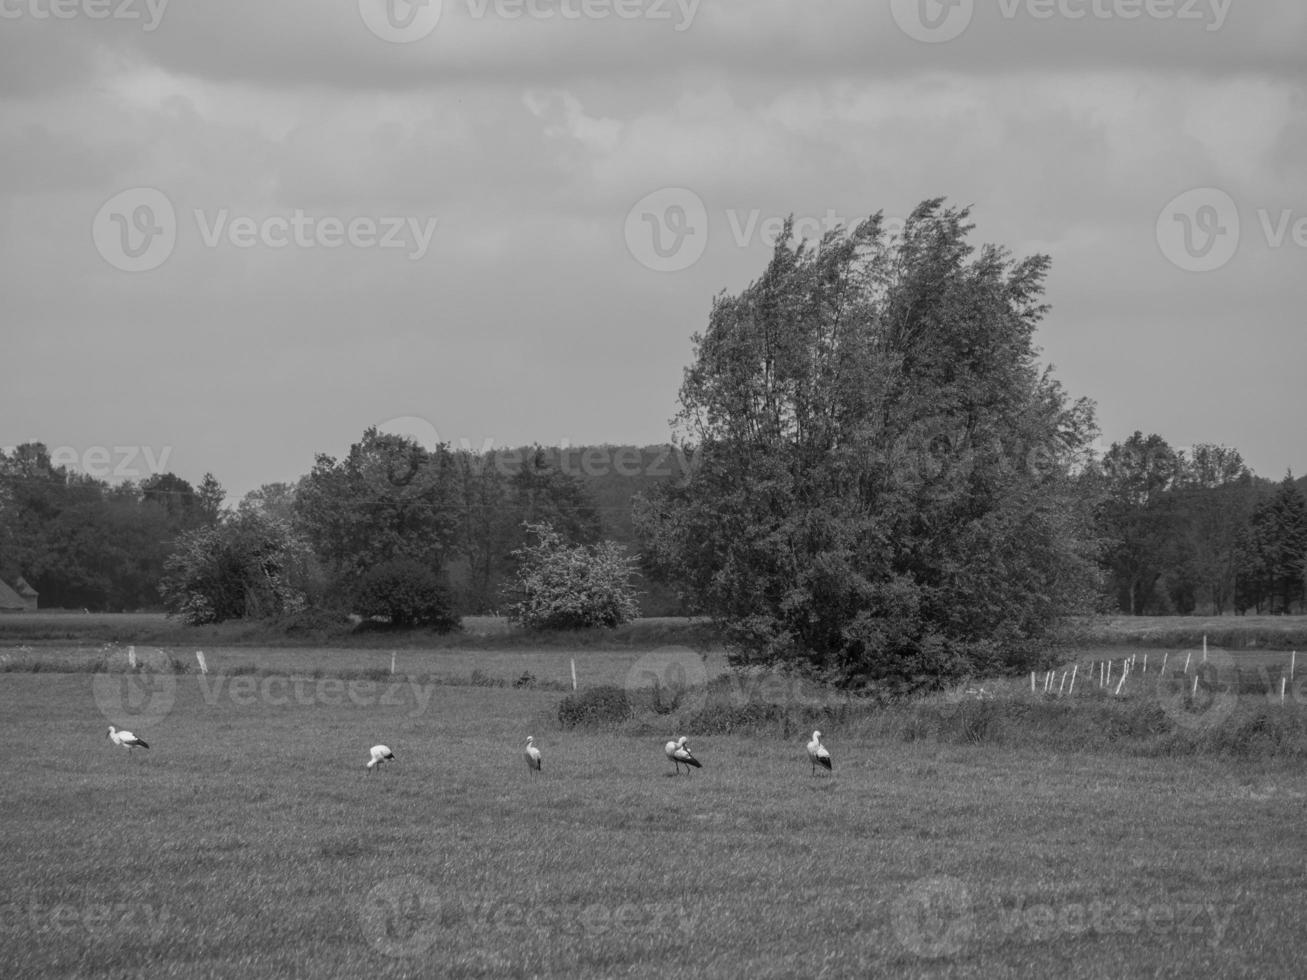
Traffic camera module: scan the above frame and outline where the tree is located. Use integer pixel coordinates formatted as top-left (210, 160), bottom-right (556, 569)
top-left (636, 200), bottom-right (1100, 688)
top-left (195, 472), bottom-right (226, 526)
top-left (1170, 444), bottom-right (1255, 614)
top-left (1237, 475), bottom-right (1307, 614)
top-left (507, 522), bottom-right (640, 630)
top-left (0, 444), bottom-right (180, 610)
top-left (1095, 432), bottom-right (1182, 614)
top-left (239, 482), bottom-right (298, 523)
top-left (451, 446), bottom-right (605, 614)
top-left (158, 511), bottom-right (306, 625)
top-left (353, 558), bottom-right (459, 630)
top-left (293, 428), bottom-right (463, 593)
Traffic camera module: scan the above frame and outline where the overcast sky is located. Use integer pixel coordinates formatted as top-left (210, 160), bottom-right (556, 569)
top-left (1, 0), bottom-right (1304, 501)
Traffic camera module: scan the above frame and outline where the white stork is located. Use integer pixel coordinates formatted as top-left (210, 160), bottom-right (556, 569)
top-left (524, 736), bottom-right (542, 772)
top-left (366, 744), bottom-right (395, 774)
top-left (106, 725), bottom-right (149, 758)
top-left (664, 735), bottom-right (701, 775)
top-left (807, 730), bottom-right (832, 775)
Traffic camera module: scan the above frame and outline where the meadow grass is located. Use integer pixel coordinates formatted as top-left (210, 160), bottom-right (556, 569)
top-left (3, 667), bottom-right (1307, 978)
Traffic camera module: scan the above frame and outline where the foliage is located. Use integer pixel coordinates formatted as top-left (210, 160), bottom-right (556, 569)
top-left (158, 511), bottom-right (307, 625)
top-left (1092, 435), bottom-right (1258, 615)
top-left (506, 522), bottom-right (640, 630)
top-left (557, 685), bottom-right (632, 727)
top-left (352, 558), bottom-right (460, 631)
top-left (1237, 475), bottom-right (1307, 614)
top-left (0, 444), bottom-right (226, 610)
top-left (454, 446), bottom-right (604, 614)
top-left (636, 200), bottom-right (1101, 688)
top-left (293, 428), bottom-right (463, 592)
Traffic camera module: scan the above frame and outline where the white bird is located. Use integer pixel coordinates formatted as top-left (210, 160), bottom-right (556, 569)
top-left (524, 736), bottom-right (542, 772)
top-left (107, 726), bottom-right (149, 757)
top-left (664, 735), bottom-right (701, 775)
top-left (366, 744), bottom-right (395, 774)
top-left (807, 730), bottom-right (832, 775)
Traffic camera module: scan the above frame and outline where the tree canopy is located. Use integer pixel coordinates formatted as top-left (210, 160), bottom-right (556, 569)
top-left (636, 200), bottom-right (1101, 688)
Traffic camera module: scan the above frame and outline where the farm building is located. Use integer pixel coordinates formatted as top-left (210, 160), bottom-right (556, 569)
top-left (0, 577), bottom-right (38, 612)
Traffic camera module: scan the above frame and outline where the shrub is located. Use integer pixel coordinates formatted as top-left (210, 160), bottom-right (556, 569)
top-left (159, 512), bottom-right (307, 625)
top-left (352, 559), bottom-right (460, 631)
top-left (273, 606), bottom-right (355, 637)
top-left (507, 523), bottom-right (640, 630)
top-left (558, 686), bottom-right (632, 728)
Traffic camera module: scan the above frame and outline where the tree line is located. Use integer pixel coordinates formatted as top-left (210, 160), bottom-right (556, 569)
top-left (0, 437), bottom-right (689, 617)
top-left (3, 199), bottom-right (1304, 688)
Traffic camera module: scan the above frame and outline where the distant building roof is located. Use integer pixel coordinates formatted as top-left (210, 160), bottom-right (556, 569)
top-left (13, 576), bottom-right (37, 598)
top-left (0, 579), bottom-right (25, 610)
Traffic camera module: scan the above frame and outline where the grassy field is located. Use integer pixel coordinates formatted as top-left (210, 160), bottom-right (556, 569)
top-left (3, 655), bottom-right (1307, 978)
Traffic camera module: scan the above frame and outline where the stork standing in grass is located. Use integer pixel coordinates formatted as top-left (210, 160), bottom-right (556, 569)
top-left (524, 736), bottom-right (542, 772)
top-left (665, 735), bottom-right (701, 775)
top-left (107, 726), bottom-right (149, 758)
top-left (367, 744), bottom-right (395, 774)
top-left (807, 730), bottom-right (832, 775)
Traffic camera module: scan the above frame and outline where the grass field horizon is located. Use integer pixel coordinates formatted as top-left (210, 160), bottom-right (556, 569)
top-left (5, 610), bottom-right (1307, 652)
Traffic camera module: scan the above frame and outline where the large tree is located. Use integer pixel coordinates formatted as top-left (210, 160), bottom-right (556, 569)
top-left (1237, 475), bottom-right (1307, 614)
top-left (636, 200), bottom-right (1100, 689)
top-left (293, 428), bottom-right (465, 609)
top-left (1095, 432), bottom-right (1182, 614)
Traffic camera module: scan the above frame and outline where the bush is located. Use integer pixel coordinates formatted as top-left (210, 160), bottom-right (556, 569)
top-left (159, 512), bottom-right (307, 625)
top-left (507, 523), bottom-right (640, 630)
top-left (558, 686), bottom-right (632, 728)
top-left (273, 606), bottom-right (355, 638)
top-left (353, 559), bottom-right (460, 631)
